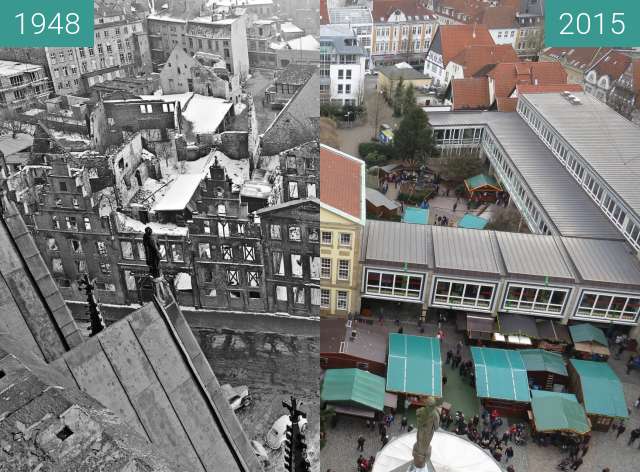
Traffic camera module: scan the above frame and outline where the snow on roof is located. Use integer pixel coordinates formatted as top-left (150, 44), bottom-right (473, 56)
top-left (116, 212), bottom-right (188, 236)
top-left (140, 92), bottom-right (233, 134)
top-left (0, 133), bottom-right (33, 155)
top-left (152, 174), bottom-right (203, 211)
top-left (280, 22), bottom-right (303, 33)
top-left (0, 60), bottom-right (42, 76)
top-left (212, 151), bottom-right (250, 187)
top-left (285, 35), bottom-right (320, 51)
top-left (240, 180), bottom-right (272, 199)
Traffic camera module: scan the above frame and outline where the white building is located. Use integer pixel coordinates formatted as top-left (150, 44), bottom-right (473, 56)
top-left (320, 24), bottom-right (367, 106)
top-left (327, 6), bottom-right (373, 69)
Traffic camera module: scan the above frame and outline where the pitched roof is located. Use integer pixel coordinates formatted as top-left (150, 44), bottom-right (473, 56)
top-left (486, 62), bottom-right (569, 99)
top-left (372, 0), bottom-right (435, 22)
top-left (588, 50), bottom-right (632, 81)
top-left (541, 47), bottom-right (611, 72)
top-left (570, 359), bottom-right (628, 418)
top-left (452, 77), bottom-right (490, 110)
top-left (321, 368), bottom-right (386, 411)
top-left (516, 83), bottom-right (583, 94)
top-left (471, 347), bottom-right (530, 402)
top-left (451, 44), bottom-right (518, 76)
top-left (478, 5), bottom-right (518, 29)
top-left (433, 24), bottom-right (495, 66)
top-left (320, 145), bottom-right (364, 223)
top-left (530, 390), bottom-right (590, 434)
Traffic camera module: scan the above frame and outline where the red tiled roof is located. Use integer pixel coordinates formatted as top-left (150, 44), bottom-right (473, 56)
top-left (542, 47), bottom-right (611, 72)
top-left (320, 0), bottom-right (329, 25)
top-left (320, 146), bottom-right (363, 221)
top-left (437, 0), bottom-right (486, 22)
top-left (516, 84), bottom-right (583, 94)
top-left (452, 77), bottom-right (490, 110)
top-left (451, 44), bottom-right (518, 76)
top-left (496, 97), bottom-right (517, 112)
top-left (486, 62), bottom-right (568, 99)
top-left (589, 50), bottom-right (632, 81)
top-left (372, 0), bottom-right (435, 22)
top-left (436, 24), bottom-right (495, 66)
top-left (478, 5), bottom-right (518, 29)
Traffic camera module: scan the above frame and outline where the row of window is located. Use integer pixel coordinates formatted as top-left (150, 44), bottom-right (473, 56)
top-left (363, 268), bottom-right (640, 322)
top-left (320, 288), bottom-right (349, 311)
top-left (517, 99), bottom-right (640, 250)
top-left (433, 127), bottom-right (483, 145)
top-left (273, 253), bottom-right (319, 280)
top-left (269, 224), bottom-right (319, 242)
top-left (275, 286), bottom-right (320, 306)
top-left (121, 240), bottom-right (184, 263)
top-left (51, 215), bottom-right (93, 231)
top-left (320, 231), bottom-right (352, 247)
top-left (320, 258), bottom-right (350, 281)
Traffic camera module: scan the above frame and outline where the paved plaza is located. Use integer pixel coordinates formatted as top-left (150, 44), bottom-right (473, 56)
top-left (322, 317), bottom-right (640, 472)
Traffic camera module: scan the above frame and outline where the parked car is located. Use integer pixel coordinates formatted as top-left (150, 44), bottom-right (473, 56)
top-left (221, 384), bottom-right (251, 411)
top-left (250, 440), bottom-right (269, 466)
top-left (265, 414), bottom-right (309, 449)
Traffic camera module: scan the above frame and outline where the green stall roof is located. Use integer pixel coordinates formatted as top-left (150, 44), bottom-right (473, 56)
top-left (457, 214), bottom-right (488, 230)
top-left (386, 334), bottom-right (442, 397)
top-left (321, 368), bottom-right (386, 412)
top-left (569, 324), bottom-right (608, 347)
top-left (471, 347), bottom-right (531, 402)
top-left (464, 173), bottom-right (502, 192)
top-left (402, 207), bottom-right (429, 225)
top-left (530, 390), bottom-right (590, 434)
top-left (520, 349), bottom-right (568, 377)
top-left (570, 359), bottom-right (628, 418)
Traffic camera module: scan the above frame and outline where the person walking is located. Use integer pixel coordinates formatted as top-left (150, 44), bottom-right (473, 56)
top-left (400, 416), bottom-right (408, 431)
top-left (446, 350), bottom-right (453, 365)
top-left (627, 427), bottom-right (640, 446)
top-left (357, 435), bottom-right (365, 452)
top-left (570, 458), bottom-right (583, 470)
top-left (616, 422), bottom-right (626, 438)
top-left (506, 466), bottom-right (515, 472)
top-left (505, 446), bottom-right (514, 463)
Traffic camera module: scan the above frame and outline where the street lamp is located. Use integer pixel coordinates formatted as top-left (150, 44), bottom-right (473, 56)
top-left (344, 111), bottom-right (353, 128)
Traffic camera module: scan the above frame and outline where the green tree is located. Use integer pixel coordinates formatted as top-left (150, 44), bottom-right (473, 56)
top-left (440, 154), bottom-right (485, 183)
top-left (393, 77), bottom-right (405, 117)
top-left (393, 106), bottom-right (436, 170)
top-left (402, 83), bottom-right (416, 115)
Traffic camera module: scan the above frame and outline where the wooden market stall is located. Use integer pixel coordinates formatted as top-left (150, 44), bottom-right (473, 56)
top-left (568, 359), bottom-right (628, 431)
top-left (569, 323), bottom-right (611, 360)
top-left (520, 349), bottom-right (569, 391)
top-left (464, 173), bottom-right (502, 203)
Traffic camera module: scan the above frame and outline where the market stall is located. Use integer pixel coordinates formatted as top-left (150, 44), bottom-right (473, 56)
top-left (529, 390), bottom-right (590, 436)
top-left (386, 334), bottom-right (442, 405)
top-left (471, 347), bottom-right (531, 416)
top-left (536, 319), bottom-right (572, 353)
top-left (520, 349), bottom-right (569, 391)
top-left (569, 323), bottom-right (611, 360)
top-left (456, 312), bottom-right (495, 343)
top-left (321, 368), bottom-right (386, 418)
top-left (568, 359), bottom-right (628, 431)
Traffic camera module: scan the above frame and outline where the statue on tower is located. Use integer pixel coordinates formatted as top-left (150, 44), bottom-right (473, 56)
top-left (143, 226), bottom-right (161, 278)
top-left (411, 396), bottom-right (440, 472)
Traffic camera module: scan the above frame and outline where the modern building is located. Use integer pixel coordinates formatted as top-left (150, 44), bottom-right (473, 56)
top-left (370, 0), bottom-right (437, 67)
top-left (0, 61), bottom-right (51, 112)
top-left (377, 63), bottom-right (431, 95)
top-left (327, 5), bottom-right (374, 68)
top-left (320, 145), bottom-right (365, 317)
top-left (320, 24), bottom-right (367, 106)
top-left (360, 220), bottom-right (640, 328)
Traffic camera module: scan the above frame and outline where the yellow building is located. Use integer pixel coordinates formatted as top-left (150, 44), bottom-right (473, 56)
top-left (320, 145), bottom-right (365, 316)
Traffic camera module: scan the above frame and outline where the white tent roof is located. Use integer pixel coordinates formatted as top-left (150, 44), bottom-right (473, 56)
top-left (372, 431), bottom-right (502, 472)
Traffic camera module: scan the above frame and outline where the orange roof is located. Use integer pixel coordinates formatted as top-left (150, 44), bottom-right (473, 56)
top-left (320, 146), bottom-right (363, 221)
top-left (436, 24), bottom-right (495, 66)
top-left (589, 50), bottom-right (632, 81)
top-left (372, 0), bottom-right (435, 22)
top-left (542, 47), bottom-right (611, 72)
top-left (320, 0), bottom-right (329, 25)
top-left (516, 84), bottom-right (583, 94)
top-left (451, 44), bottom-right (518, 76)
top-left (437, 0), bottom-right (486, 21)
top-left (496, 97), bottom-right (518, 112)
top-left (486, 62), bottom-right (569, 99)
top-left (478, 5), bottom-right (518, 29)
top-left (452, 77), bottom-right (490, 110)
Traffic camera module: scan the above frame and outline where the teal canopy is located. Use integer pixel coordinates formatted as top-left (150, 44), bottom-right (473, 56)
top-left (386, 334), bottom-right (442, 397)
top-left (321, 368), bottom-right (386, 412)
top-left (570, 359), bottom-right (628, 418)
top-left (464, 173), bottom-right (502, 192)
top-left (520, 349), bottom-right (568, 376)
top-left (457, 214), bottom-right (488, 230)
top-left (471, 347), bottom-right (531, 402)
top-left (569, 324), bottom-right (608, 347)
top-left (402, 207), bottom-right (429, 225)
top-left (530, 390), bottom-right (590, 434)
